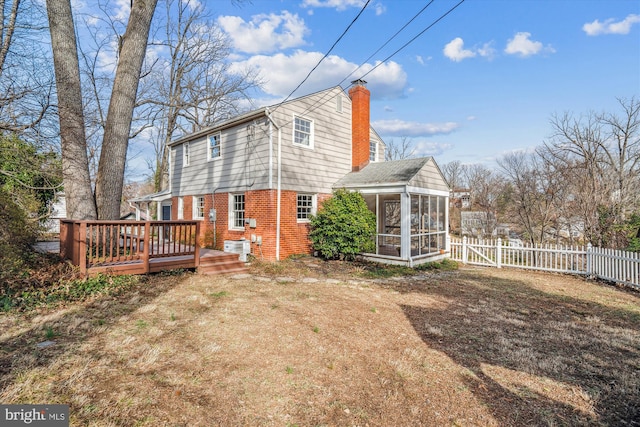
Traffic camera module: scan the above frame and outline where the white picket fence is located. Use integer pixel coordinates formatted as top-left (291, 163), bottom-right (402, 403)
top-left (450, 237), bottom-right (640, 289)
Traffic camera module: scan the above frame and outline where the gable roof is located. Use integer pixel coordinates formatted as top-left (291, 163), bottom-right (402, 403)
top-left (333, 157), bottom-right (450, 193)
top-left (169, 86), bottom-right (346, 147)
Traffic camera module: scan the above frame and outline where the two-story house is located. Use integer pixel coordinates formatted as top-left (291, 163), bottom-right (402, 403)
top-left (132, 80), bottom-right (450, 266)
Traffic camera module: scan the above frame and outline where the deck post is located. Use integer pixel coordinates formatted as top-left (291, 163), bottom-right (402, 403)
top-left (194, 221), bottom-right (201, 268)
top-left (142, 221), bottom-right (150, 273)
top-left (78, 222), bottom-right (87, 275)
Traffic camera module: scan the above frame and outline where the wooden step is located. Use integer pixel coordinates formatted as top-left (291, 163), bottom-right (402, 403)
top-left (198, 249), bottom-right (248, 275)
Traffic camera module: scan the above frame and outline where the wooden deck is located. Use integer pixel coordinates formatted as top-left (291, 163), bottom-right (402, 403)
top-left (60, 220), bottom-right (247, 276)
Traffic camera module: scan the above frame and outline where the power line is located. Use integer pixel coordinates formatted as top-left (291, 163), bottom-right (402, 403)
top-left (276, 0), bottom-right (467, 129)
top-left (338, 0), bottom-right (436, 87)
top-left (359, 0), bottom-right (466, 81)
top-left (269, 0), bottom-right (371, 115)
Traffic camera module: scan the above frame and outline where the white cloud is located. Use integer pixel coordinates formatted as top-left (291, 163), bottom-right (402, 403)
top-left (301, 0), bottom-right (366, 11)
top-left (583, 14), bottom-right (640, 36)
top-left (443, 37), bottom-right (476, 62)
top-left (504, 32), bottom-right (555, 57)
top-left (374, 2), bottom-right (386, 16)
top-left (477, 42), bottom-right (496, 60)
top-left (229, 51), bottom-right (407, 99)
top-left (413, 140), bottom-right (452, 157)
top-left (372, 119), bottom-right (459, 137)
top-left (217, 11), bottom-right (309, 54)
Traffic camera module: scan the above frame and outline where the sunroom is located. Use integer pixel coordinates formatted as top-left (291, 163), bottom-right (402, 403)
top-left (333, 157), bottom-right (450, 267)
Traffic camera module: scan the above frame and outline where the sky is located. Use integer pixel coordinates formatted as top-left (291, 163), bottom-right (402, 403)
top-left (202, 0), bottom-right (639, 169)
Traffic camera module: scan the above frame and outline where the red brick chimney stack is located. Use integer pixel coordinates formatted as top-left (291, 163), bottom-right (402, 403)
top-left (349, 79), bottom-right (370, 172)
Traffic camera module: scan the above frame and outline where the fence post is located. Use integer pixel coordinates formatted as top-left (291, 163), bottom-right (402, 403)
top-left (586, 243), bottom-right (593, 277)
top-left (462, 236), bottom-right (468, 264)
top-left (496, 238), bottom-right (502, 268)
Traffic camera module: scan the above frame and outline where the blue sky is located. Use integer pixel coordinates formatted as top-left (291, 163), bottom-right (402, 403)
top-left (207, 0), bottom-right (639, 167)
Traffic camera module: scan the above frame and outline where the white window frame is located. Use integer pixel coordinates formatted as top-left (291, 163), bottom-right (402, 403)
top-left (296, 193), bottom-right (316, 222)
top-left (193, 195), bottom-right (204, 220)
top-left (229, 193), bottom-right (245, 230)
top-left (183, 143), bottom-right (190, 167)
top-left (336, 94), bottom-right (343, 112)
top-left (177, 197), bottom-right (184, 220)
top-left (293, 115), bottom-right (314, 149)
top-left (207, 133), bottom-right (221, 161)
top-left (369, 140), bottom-right (377, 162)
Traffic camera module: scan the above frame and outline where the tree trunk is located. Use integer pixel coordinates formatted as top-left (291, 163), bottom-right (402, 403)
top-left (46, 0), bottom-right (97, 219)
top-left (95, 0), bottom-right (158, 220)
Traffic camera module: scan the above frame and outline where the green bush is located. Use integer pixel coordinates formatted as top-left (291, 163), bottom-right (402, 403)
top-left (309, 189), bottom-right (376, 260)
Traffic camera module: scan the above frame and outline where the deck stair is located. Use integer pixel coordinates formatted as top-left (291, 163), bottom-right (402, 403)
top-left (198, 249), bottom-right (248, 275)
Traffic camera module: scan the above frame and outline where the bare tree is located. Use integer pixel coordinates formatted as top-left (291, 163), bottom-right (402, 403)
top-left (94, 0), bottom-right (158, 220)
top-left (0, 0), bottom-right (55, 141)
top-left (384, 136), bottom-right (416, 161)
top-left (46, 0), bottom-right (96, 219)
top-left (543, 98), bottom-right (640, 247)
top-left (47, 0), bottom-right (158, 220)
top-left (441, 160), bottom-right (465, 190)
top-left (139, 0), bottom-right (260, 191)
top-left (498, 151), bottom-right (563, 245)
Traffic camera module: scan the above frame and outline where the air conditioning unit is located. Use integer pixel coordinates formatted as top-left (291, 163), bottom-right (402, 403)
top-left (223, 239), bottom-right (251, 262)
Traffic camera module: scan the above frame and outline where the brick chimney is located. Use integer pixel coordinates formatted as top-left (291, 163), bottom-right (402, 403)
top-left (349, 79), bottom-right (370, 172)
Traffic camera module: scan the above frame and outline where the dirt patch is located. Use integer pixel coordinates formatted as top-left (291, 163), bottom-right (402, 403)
top-left (1, 259), bottom-right (638, 426)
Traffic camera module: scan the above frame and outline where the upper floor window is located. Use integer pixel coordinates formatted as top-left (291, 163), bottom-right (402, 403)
top-left (230, 193), bottom-right (245, 230)
top-left (183, 143), bottom-right (190, 167)
top-left (208, 133), bottom-right (221, 160)
top-left (336, 94), bottom-right (343, 112)
top-left (293, 116), bottom-right (313, 148)
top-left (297, 194), bottom-right (316, 221)
top-left (193, 195), bottom-right (204, 220)
top-left (369, 141), bottom-right (377, 162)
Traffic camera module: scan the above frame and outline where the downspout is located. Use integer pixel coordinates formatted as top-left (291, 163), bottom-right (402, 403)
top-left (265, 108), bottom-right (282, 260)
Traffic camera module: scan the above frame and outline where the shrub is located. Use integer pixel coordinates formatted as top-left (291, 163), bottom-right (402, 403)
top-left (0, 188), bottom-right (38, 285)
top-left (309, 189), bottom-right (376, 260)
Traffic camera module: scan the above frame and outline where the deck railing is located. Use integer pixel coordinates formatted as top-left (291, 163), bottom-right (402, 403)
top-left (60, 220), bottom-right (201, 275)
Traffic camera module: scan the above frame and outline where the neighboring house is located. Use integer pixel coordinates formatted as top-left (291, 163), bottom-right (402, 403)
top-left (450, 188), bottom-right (471, 209)
top-left (461, 211), bottom-right (497, 237)
top-left (42, 192), bottom-right (66, 234)
top-left (131, 80), bottom-right (450, 265)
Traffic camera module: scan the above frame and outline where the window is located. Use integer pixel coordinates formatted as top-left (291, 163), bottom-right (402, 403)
top-left (177, 197), bottom-right (184, 219)
top-left (230, 193), bottom-right (245, 229)
top-left (183, 143), bottom-right (190, 166)
top-left (297, 194), bottom-right (315, 221)
top-left (208, 133), bottom-right (221, 160)
top-left (336, 94), bottom-right (343, 112)
top-left (369, 141), bottom-right (377, 162)
top-left (193, 196), bottom-right (204, 220)
top-left (293, 116), bottom-right (313, 148)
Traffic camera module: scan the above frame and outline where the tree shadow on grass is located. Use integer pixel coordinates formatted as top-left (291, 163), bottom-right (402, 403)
top-left (0, 271), bottom-right (188, 400)
top-left (391, 269), bottom-right (640, 426)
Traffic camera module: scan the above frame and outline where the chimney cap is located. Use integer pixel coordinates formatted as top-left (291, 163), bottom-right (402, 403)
top-left (351, 79), bottom-right (367, 87)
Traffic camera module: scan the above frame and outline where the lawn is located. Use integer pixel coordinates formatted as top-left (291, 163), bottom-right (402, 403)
top-left (1, 258), bottom-right (638, 426)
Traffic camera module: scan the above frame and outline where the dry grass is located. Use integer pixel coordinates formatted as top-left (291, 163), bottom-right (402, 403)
top-left (1, 258), bottom-right (638, 426)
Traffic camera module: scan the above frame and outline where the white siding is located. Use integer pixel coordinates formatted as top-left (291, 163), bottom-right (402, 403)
top-left (408, 158), bottom-right (450, 193)
top-left (270, 87), bottom-right (352, 194)
top-left (171, 122), bottom-right (271, 196)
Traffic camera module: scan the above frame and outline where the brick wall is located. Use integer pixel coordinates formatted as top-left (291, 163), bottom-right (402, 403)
top-left (170, 190), bottom-right (333, 261)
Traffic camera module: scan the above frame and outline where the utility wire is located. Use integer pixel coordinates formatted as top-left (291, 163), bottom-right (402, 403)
top-left (359, 0), bottom-right (466, 81)
top-left (338, 0), bottom-right (436, 87)
top-left (275, 0), bottom-right (467, 129)
top-left (269, 0), bottom-right (371, 115)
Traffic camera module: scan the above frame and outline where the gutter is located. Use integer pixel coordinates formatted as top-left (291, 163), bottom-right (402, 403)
top-left (265, 108), bottom-right (282, 261)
